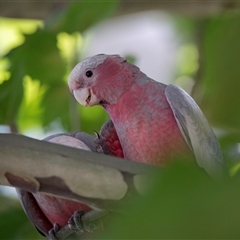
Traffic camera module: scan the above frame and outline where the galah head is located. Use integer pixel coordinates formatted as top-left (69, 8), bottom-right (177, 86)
top-left (68, 54), bottom-right (138, 107)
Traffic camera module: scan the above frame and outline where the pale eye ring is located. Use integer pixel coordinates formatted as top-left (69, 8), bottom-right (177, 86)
top-left (86, 70), bottom-right (93, 77)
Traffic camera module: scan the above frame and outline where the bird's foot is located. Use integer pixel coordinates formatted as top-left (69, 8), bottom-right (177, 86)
top-left (68, 210), bottom-right (100, 234)
top-left (47, 223), bottom-right (61, 240)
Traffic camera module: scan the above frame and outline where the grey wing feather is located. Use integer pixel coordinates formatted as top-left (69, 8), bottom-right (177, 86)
top-left (165, 84), bottom-right (228, 181)
top-left (73, 132), bottom-right (96, 152)
top-left (44, 132), bottom-right (97, 152)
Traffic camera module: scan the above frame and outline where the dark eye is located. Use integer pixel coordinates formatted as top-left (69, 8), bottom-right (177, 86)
top-left (85, 70), bottom-right (93, 78)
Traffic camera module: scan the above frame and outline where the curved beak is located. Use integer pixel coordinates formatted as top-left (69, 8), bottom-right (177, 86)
top-left (73, 87), bottom-right (100, 107)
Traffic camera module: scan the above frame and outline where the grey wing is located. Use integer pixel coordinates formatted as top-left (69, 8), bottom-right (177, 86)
top-left (165, 84), bottom-right (228, 181)
top-left (73, 132), bottom-right (97, 152)
top-left (44, 132), bottom-right (96, 152)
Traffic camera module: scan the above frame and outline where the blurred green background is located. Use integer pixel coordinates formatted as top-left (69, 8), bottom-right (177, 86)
top-left (0, 1), bottom-right (240, 239)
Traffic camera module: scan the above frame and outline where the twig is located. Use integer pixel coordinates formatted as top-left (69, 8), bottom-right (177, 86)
top-left (47, 210), bottom-right (109, 240)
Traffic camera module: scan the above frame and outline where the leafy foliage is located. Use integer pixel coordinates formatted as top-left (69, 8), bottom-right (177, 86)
top-left (49, 1), bottom-right (117, 34)
top-left (0, 192), bottom-right (42, 239)
top-left (1, 29), bottom-right (66, 126)
top-left (102, 163), bottom-right (240, 238)
top-left (0, 1), bottom-right (117, 133)
top-left (200, 13), bottom-right (240, 132)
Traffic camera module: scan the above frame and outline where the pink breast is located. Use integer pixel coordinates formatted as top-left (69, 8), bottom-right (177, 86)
top-left (34, 193), bottom-right (91, 227)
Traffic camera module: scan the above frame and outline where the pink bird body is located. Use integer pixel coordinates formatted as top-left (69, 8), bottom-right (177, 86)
top-left (33, 193), bottom-right (91, 227)
top-left (97, 119), bottom-right (124, 158)
top-left (106, 79), bottom-right (190, 165)
top-left (18, 189), bottom-right (91, 235)
top-left (69, 54), bottom-right (228, 180)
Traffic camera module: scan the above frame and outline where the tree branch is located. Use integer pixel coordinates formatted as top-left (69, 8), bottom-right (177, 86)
top-left (0, 1), bottom-right (238, 20)
top-left (0, 133), bottom-right (157, 211)
top-left (47, 210), bottom-right (109, 240)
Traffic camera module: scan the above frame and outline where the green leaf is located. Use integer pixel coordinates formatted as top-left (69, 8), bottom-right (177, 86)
top-left (0, 28), bottom-right (66, 127)
top-left (18, 29), bottom-right (66, 85)
top-left (201, 13), bottom-right (240, 131)
top-left (78, 105), bottom-right (109, 134)
top-left (41, 82), bottom-right (70, 130)
top-left (49, 1), bottom-right (118, 34)
top-left (17, 77), bottom-right (45, 131)
top-left (0, 193), bottom-right (42, 239)
top-left (0, 207), bottom-right (43, 239)
top-left (0, 64), bottom-right (24, 124)
top-left (102, 162), bottom-right (240, 239)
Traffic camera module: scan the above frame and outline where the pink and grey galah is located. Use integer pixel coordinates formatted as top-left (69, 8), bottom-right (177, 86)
top-left (18, 54), bottom-right (228, 238)
top-left (68, 54), bottom-right (228, 181)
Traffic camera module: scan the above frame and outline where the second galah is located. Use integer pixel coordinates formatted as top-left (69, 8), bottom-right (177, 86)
top-left (68, 54), bottom-right (228, 180)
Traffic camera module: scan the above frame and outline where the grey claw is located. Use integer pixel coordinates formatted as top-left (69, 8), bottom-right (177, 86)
top-left (68, 211), bottom-right (85, 234)
top-left (47, 223), bottom-right (60, 240)
top-left (68, 210), bottom-right (100, 234)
